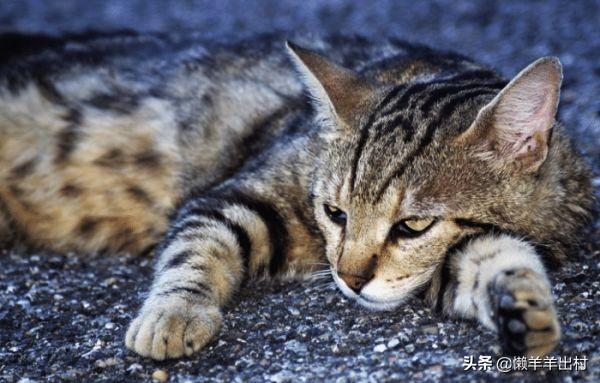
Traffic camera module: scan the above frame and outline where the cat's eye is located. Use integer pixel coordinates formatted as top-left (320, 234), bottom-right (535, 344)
top-left (390, 217), bottom-right (436, 239)
top-left (323, 204), bottom-right (347, 226)
top-left (404, 218), bottom-right (435, 232)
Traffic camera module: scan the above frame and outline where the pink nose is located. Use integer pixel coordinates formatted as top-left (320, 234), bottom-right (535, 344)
top-left (338, 272), bottom-right (372, 293)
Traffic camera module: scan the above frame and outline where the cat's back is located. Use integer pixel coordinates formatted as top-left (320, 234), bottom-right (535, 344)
top-left (0, 31), bottom-right (483, 99)
top-left (0, 31), bottom-right (487, 254)
top-left (0, 31), bottom-right (304, 253)
top-left (0, 31), bottom-right (222, 253)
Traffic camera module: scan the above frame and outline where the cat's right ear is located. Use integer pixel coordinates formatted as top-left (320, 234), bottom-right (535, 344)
top-left (456, 57), bottom-right (563, 174)
top-left (286, 41), bottom-right (375, 127)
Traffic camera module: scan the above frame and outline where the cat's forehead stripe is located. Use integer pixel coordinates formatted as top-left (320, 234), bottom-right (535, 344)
top-left (347, 68), bottom-right (506, 201)
top-left (362, 93), bottom-right (500, 201)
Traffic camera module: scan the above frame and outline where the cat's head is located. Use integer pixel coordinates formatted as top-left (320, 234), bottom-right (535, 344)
top-left (287, 42), bottom-right (588, 310)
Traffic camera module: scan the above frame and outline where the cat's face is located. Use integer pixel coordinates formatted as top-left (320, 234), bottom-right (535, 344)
top-left (311, 150), bottom-right (465, 309)
top-left (310, 107), bottom-right (497, 310)
top-left (288, 42), bottom-right (562, 310)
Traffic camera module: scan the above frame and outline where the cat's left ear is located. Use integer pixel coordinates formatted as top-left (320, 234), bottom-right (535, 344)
top-left (457, 57), bottom-right (562, 173)
top-left (286, 41), bottom-right (375, 127)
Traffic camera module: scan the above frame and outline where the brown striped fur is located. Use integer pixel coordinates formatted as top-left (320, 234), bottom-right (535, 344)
top-left (0, 32), bottom-right (594, 360)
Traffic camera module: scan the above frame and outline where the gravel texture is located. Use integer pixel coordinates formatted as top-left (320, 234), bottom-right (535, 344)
top-left (0, 1), bottom-right (599, 382)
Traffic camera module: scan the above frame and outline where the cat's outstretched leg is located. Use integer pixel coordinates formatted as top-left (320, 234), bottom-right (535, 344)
top-left (125, 188), bottom-right (286, 360)
top-left (435, 234), bottom-right (560, 357)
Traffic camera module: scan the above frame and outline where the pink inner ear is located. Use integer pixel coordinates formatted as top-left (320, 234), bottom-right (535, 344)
top-left (493, 79), bottom-right (556, 163)
top-left (512, 112), bottom-right (550, 159)
top-left (458, 57), bottom-right (562, 172)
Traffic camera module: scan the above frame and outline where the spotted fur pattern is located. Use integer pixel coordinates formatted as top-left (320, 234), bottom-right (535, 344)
top-left (0, 32), bottom-right (594, 360)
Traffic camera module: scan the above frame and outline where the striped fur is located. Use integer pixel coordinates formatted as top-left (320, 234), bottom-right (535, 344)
top-left (0, 32), bottom-right (594, 360)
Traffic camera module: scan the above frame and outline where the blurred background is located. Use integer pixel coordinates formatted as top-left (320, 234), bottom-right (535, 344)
top-left (1, 0), bottom-right (598, 174)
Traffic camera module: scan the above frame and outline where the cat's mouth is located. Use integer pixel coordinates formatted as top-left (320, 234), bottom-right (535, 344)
top-left (331, 272), bottom-right (406, 311)
top-left (331, 268), bottom-right (436, 311)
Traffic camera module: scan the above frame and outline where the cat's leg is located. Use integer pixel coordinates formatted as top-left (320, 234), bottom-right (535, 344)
top-left (437, 234), bottom-right (560, 357)
top-left (125, 188), bottom-right (288, 360)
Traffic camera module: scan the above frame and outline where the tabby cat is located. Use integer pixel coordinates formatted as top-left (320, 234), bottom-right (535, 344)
top-left (0, 32), bottom-right (594, 360)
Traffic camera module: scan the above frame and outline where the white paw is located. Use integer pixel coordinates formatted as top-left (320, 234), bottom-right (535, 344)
top-left (125, 299), bottom-right (222, 360)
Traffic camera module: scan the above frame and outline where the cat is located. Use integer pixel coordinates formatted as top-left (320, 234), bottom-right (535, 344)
top-left (0, 32), bottom-right (594, 361)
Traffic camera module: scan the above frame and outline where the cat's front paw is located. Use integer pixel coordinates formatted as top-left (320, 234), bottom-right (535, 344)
top-left (125, 299), bottom-right (222, 360)
top-left (490, 268), bottom-right (560, 357)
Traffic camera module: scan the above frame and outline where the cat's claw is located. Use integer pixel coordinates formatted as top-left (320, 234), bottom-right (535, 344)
top-left (125, 300), bottom-right (221, 360)
top-left (490, 268), bottom-right (560, 357)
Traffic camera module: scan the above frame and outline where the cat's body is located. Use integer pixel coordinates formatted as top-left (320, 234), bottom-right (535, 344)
top-left (0, 32), bottom-right (306, 255)
top-left (0, 32), bottom-right (594, 360)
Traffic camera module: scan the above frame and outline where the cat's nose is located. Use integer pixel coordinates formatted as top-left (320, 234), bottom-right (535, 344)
top-left (338, 272), bottom-right (373, 293)
top-left (337, 253), bottom-right (377, 293)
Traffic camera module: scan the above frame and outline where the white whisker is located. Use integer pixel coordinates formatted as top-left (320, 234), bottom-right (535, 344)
top-left (314, 280), bottom-right (336, 289)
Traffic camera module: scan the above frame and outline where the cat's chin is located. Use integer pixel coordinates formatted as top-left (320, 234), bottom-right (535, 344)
top-left (355, 295), bottom-right (405, 311)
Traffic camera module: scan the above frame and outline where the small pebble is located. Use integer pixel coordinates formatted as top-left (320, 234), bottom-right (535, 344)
top-left (104, 322), bottom-right (115, 330)
top-left (94, 357), bottom-right (121, 369)
top-left (387, 338), bottom-right (400, 349)
top-left (127, 363), bottom-right (143, 373)
top-left (373, 344), bottom-right (387, 353)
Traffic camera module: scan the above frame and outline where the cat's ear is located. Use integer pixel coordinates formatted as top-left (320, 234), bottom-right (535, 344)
top-left (457, 57), bottom-right (562, 173)
top-left (286, 41), bottom-right (375, 126)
